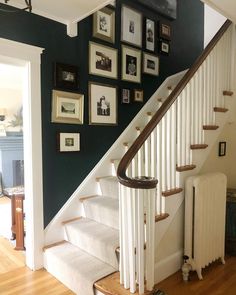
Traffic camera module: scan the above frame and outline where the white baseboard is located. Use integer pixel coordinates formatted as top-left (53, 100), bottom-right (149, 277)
top-left (155, 250), bottom-right (183, 284)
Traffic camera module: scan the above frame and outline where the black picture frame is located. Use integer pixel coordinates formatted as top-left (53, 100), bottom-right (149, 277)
top-left (219, 141), bottom-right (226, 157)
top-left (54, 62), bottom-right (79, 91)
top-left (159, 40), bottom-right (170, 55)
top-left (159, 22), bottom-right (171, 40)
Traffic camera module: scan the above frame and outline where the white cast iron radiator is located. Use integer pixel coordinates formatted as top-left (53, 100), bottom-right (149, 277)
top-left (184, 172), bottom-right (227, 280)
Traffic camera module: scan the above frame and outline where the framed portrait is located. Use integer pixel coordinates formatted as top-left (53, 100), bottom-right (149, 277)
top-left (145, 18), bottom-right (155, 52)
top-left (93, 6), bottom-right (115, 43)
top-left (51, 90), bottom-right (84, 124)
top-left (89, 82), bottom-right (117, 125)
top-left (159, 22), bottom-right (171, 40)
top-left (121, 5), bottom-right (142, 47)
top-left (136, 0), bottom-right (177, 20)
top-left (159, 40), bottom-right (170, 55)
top-left (58, 133), bottom-right (80, 152)
top-left (134, 89), bottom-right (143, 102)
top-left (122, 89), bottom-right (131, 104)
top-left (89, 41), bottom-right (118, 79)
top-left (218, 141), bottom-right (226, 157)
top-left (122, 45), bottom-right (141, 83)
top-left (54, 63), bottom-right (79, 90)
top-left (143, 53), bottom-right (159, 76)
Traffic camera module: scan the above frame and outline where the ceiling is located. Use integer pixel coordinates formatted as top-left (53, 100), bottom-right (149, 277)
top-left (201, 0), bottom-right (236, 23)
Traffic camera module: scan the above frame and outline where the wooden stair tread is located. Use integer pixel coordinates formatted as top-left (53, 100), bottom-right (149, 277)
top-left (96, 176), bottom-right (115, 182)
top-left (176, 164), bottom-right (196, 172)
top-left (62, 216), bottom-right (82, 225)
top-left (79, 195), bottom-right (98, 203)
top-left (162, 188), bottom-right (183, 197)
top-left (190, 144), bottom-right (208, 150)
top-left (223, 90), bottom-right (234, 96)
top-left (95, 271), bottom-right (160, 295)
top-left (43, 240), bottom-right (67, 252)
top-left (203, 125), bottom-right (219, 130)
top-left (147, 112), bottom-right (152, 116)
top-left (155, 213), bottom-right (169, 222)
top-left (214, 107), bottom-right (228, 113)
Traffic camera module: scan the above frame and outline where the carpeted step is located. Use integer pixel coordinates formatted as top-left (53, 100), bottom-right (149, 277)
top-left (44, 241), bottom-right (116, 295)
top-left (98, 176), bottom-right (119, 199)
top-left (83, 196), bottom-right (119, 230)
top-left (64, 218), bottom-right (119, 269)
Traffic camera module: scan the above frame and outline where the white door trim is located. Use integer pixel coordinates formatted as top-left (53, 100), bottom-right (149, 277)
top-left (0, 37), bottom-right (44, 270)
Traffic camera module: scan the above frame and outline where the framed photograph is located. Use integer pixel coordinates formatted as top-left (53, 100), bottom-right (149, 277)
top-left (122, 89), bottom-right (131, 104)
top-left (89, 82), bottom-right (117, 125)
top-left (89, 41), bottom-right (118, 79)
top-left (93, 6), bottom-right (115, 43)
top-left (121, 5), bottom-right (142, 47)
top-left (136, 0), bottom-right (177, 20)
top-left (58, 133), bottom-right (80, 152)
top-left (122, 45), bottom-right (141, 83)
top-left (145, 18), bottom-right (155, 52)
top-left (51, 90), bottom-right (84, 124)
top-left (54, 63), bottom-right (78, 90)
top-left (143, 53), bottom-right (159, 76)
top-left (160, 40), bottom-right (170, 55)
top-left (218, 141), bottom-right (226, 157)
top-left (160, 22), bottom-right (171, 40)
top-left (134, 89), bottom-right (143, 102)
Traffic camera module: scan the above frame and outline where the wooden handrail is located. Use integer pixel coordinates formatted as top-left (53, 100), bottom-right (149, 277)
top-left (117, 20), bottom-right (232, 189)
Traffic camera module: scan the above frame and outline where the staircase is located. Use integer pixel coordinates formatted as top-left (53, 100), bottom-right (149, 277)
top-left (44, 21), bottom-right (236, 295)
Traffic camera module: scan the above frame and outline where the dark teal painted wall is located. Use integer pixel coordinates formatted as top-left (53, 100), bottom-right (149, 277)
top-left (0, 0), bottom-right (204, 226)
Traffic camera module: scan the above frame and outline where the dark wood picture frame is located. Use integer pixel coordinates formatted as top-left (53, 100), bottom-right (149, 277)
top-left (219, 141), bottom-right (226, 157)
top-left (54, 62), bottom-right (79, 91)
top-left (159, 22), bottom-right (171, 40)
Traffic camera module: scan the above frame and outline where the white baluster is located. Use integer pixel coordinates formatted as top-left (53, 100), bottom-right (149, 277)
top-left (166, 108), bottom-right (171, 190)
top-left (177, 97), bottom-right (182, 168)
top-left (156, 124), bottom-right (161, 215)
top-left (171, 102), bottom-right (177, 188)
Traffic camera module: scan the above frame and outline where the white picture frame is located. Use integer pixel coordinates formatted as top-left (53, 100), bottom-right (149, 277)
top-left (122, 45), bottom-right (141, 83)
top-left (143, 53), bottom-right (159, 76)
top-left (59, 133), bottom-right (80, 152)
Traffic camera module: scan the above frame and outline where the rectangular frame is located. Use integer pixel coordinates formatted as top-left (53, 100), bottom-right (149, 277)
top-left (51, 90), bottom-right (84, 124)
top-left (93, 6), bottom-right (115, 43)
top-left (121, 5), bottom-right (142, 47)
top-left (89, 41), bottom-right (118, 79)
top-left (134, 89), bottom-right (143, 102)
top-left (54, 62), bottom-right (79, 90)
top-left (219, 141), bottom-right (226, 157)
top-left (159, 22), bottom-right (171, 40)
top-left (145, 18), bottom-right (155, 52)
top-left (121, 88), bottom-right (131, 104)
top-left (58, 132), bottom-right (80, 152)
top-left (122, 45), bottom-right (141, 83)
top-left (159, 40), bottom-right (170, 55)
top-left (89, 82), bottom-right (117, 126)
top-left (143, 52), bottom-right (159, 76)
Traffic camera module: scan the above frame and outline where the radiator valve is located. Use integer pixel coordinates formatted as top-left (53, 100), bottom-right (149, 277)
top-left (182, 255), bottom-right (191, 282)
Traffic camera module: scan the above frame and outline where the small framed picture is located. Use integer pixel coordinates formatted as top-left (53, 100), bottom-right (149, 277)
top-left (143, 53), bottom-right (159, 76)
top-left (122, 45), bottom-right (141, 83)
top-left (121, 5), bottom-right (142, 47)
top-left (218, 141), bottom-right (226, 157)
top-left (89, 41), bottom-right (118, 79)
top-left (134, 89), bottom-right (143, 102)
top-left (93, 6), bottom-right (115, 43)
top-left (58, 133), bottom-right (80, 152)
top-left (160, 40), bottom-right (170, 55)
top-left (159, 22), bottom-right (171, 40)
top-left (54, 63), bottom-right (79, 90)
top-left (89, 82), bottom-right (117, 125)
top-left (51, 90), bottom-right (84, 124)
top-left (145, 18), bottom-right (155, 52)
top-left (122, 89), bottom-right (131, 104)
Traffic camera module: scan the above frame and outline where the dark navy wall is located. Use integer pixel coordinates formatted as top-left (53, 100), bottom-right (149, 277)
top-left (0, 0), bottom-right (204, 226)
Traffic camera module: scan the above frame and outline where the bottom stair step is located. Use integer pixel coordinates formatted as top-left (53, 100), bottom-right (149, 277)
top-left (44, 241), bottom-right (116, 295)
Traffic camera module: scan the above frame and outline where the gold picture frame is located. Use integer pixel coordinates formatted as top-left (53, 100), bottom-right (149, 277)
top-left (122, 45), bottom-right (141, 83)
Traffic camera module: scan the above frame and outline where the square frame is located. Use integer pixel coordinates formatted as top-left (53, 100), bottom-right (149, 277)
top-left (121, 89), bottom-right (131, 104)
top-left (54, 62), bottom-right (79, 90)
top-left (159, 22), bottom-right (171, 40)
top-left (89, 41), bottom-right (118, 79)
top-left (58, 132), bottom-right (80, 152)
top-left (218, 141), bottom-right (226, 157)
top-left (121, 5), bottom-right (142, 48)
top-left (51, 90), bottom-right (84, 124)
top-left (159, 40), bottom-right (170, 55)
top-left (93, 6), bottom-right (115, 43)
top-left (122, 45), bottom-right (141, 83)
top-left (143, 53), bottom-right (159, 76)
top-left (89, 82), bottom-right (117, 126)
top-left (145, 18), bottom-right (155, 52)
top-left (134, 89), bottom-right (143, 102)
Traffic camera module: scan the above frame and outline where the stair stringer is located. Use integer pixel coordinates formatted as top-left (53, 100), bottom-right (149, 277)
top-left (44, 70), bottom-right (187, 245)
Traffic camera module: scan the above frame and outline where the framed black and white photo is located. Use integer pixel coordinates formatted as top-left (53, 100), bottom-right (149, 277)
top-left (93, 6), bottom-right (115, 43)
top-left (143, 53), bottom-right (159, 76)
top-left (219, 141), bottom-right (226, 157)
top-left (145, 18), bottom-right (155, 52)
top-left (54, 63), bottom-right (79, 90)
top-left (122, 89), bottom-right (131, 104)
top-left (51, 90), bottom-right (84, 124)
top-left (134, 89), bottom-right (143, 102)
top-left (89, 82), bottom-right (117, 125)
top-left (58, 133), bottom-right (80, 152)
top-left (160, 40), bottom-right (170, 55)
top-left (159, 22), bottom-right (171, 40)
top-left (122, 45), bottom-right (141, 83)
top-left (121, 5), bottom-right (142, 47)
top-left (89, 42), bottom-right (118, 79)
